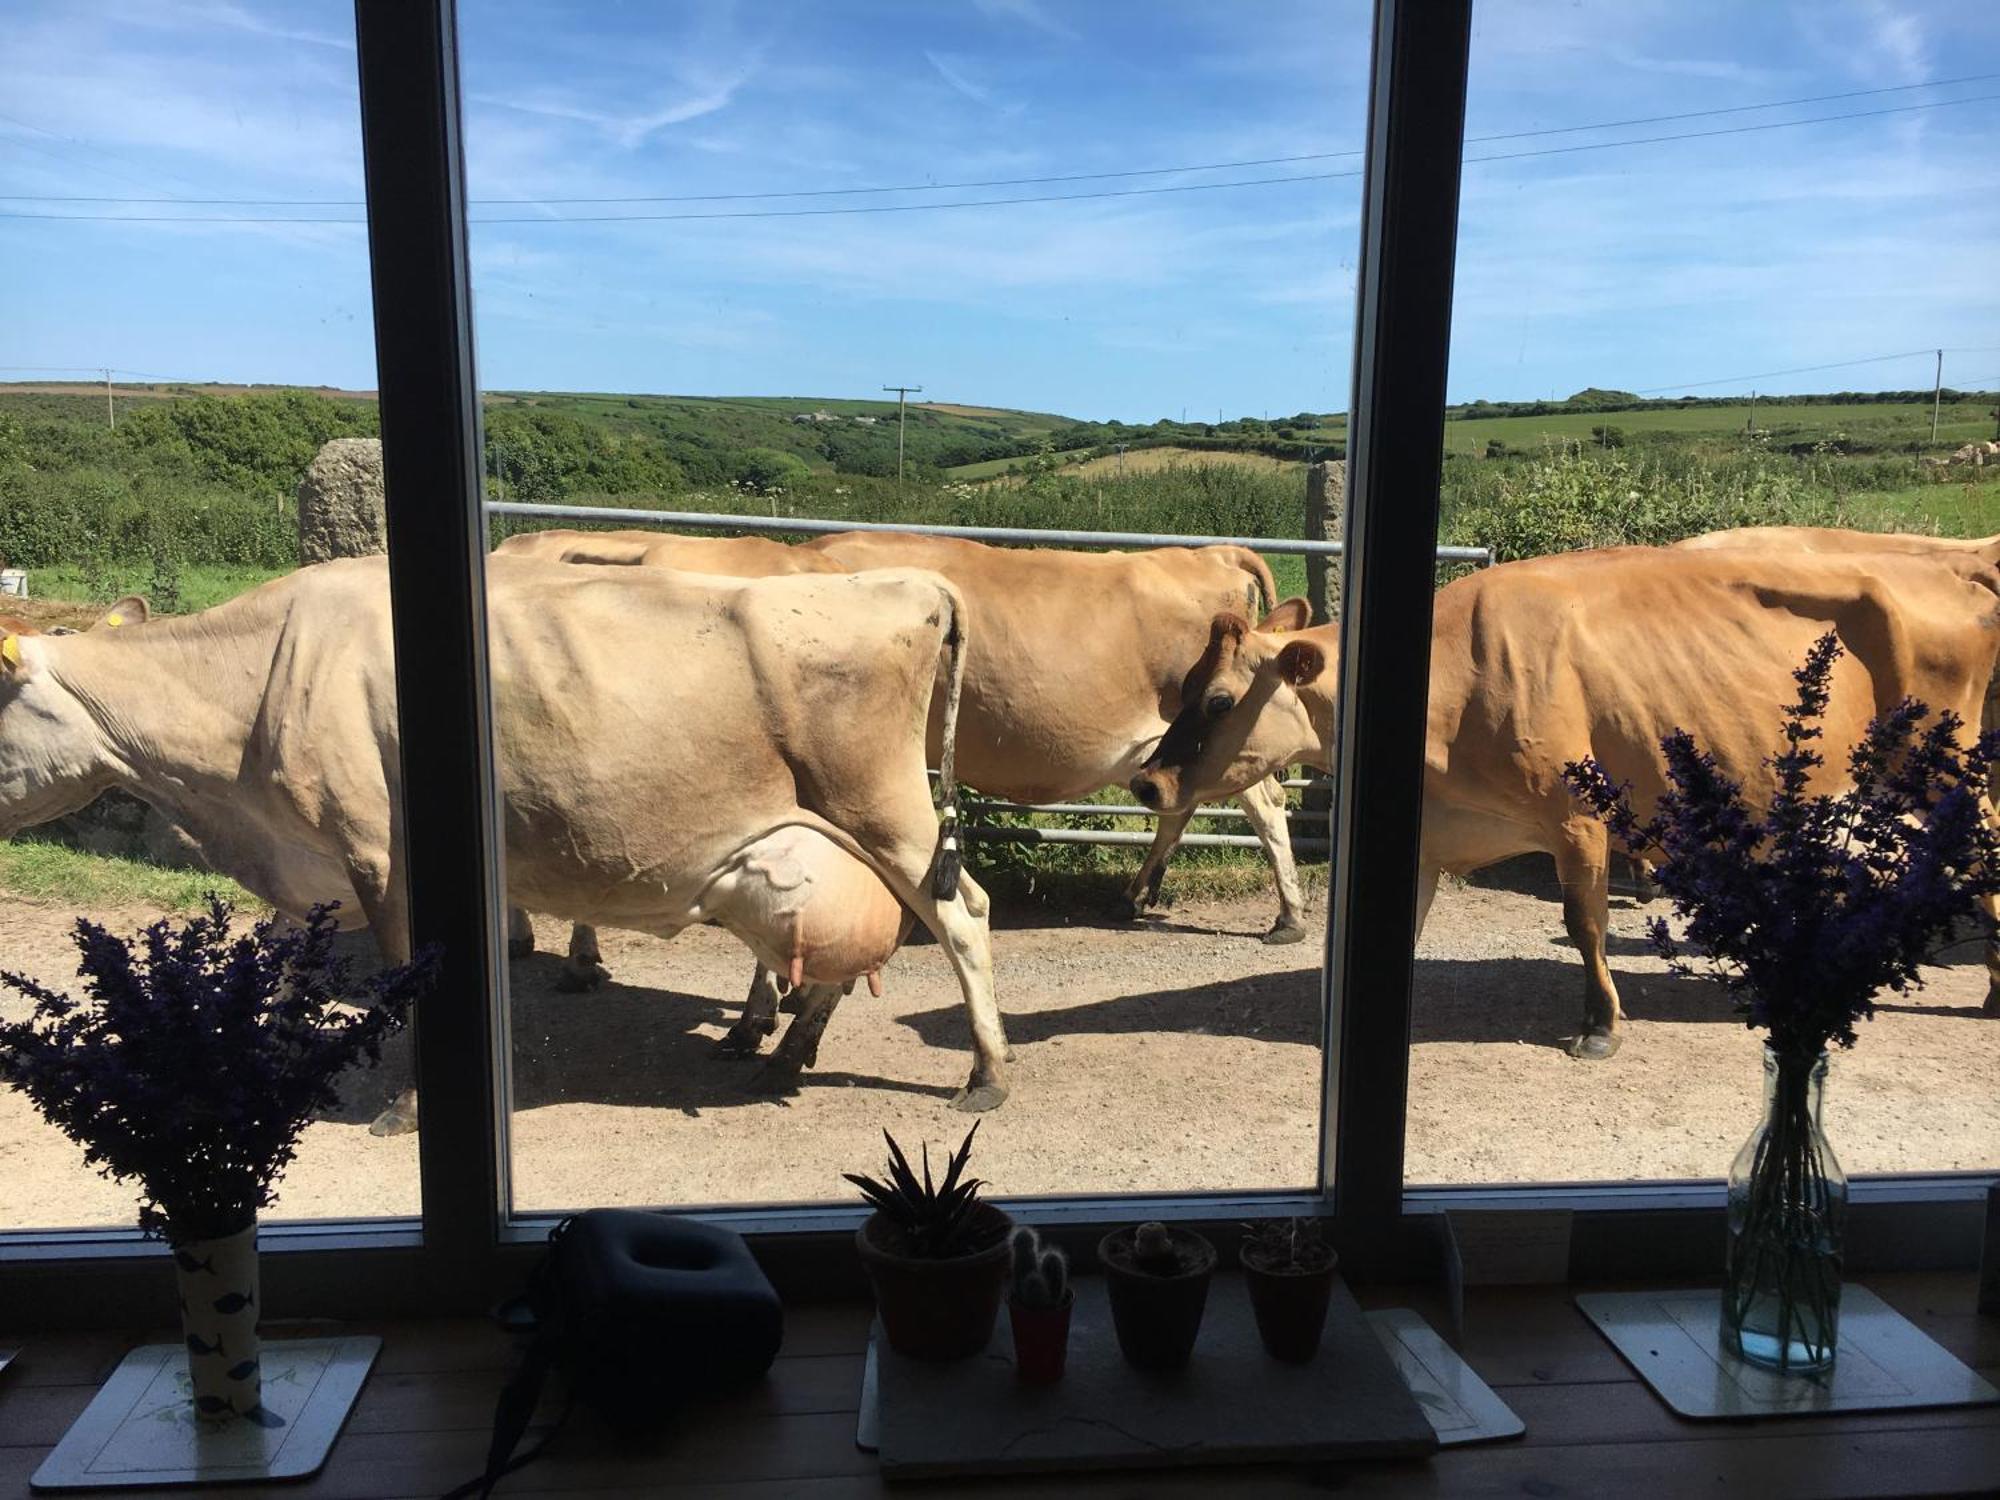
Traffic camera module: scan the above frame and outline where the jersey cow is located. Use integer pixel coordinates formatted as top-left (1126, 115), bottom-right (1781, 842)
top-left (0, 556), bottom-right (1014, 1129)
top-left (493, 528), bottom-right (1310, 1003)
top-left (1677, 525), bottom-right (2000, 558)
top-left (1128, 546), bottom-right (2000, 1057)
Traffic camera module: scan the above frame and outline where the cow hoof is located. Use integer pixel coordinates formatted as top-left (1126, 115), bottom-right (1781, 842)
top-left (1111, 893), bottom-right (1145, 923)
top-left (1263, 920), bottom-right (1309, 946)
top-left (553, 961), bottom-right (611, 994)
top-left (368, 1102), bottom-right (419, 1137)
top-left (950, 1083), bottom-right (1009, 1113)
top-left (1568, 1031), bottom-right (1621, 1061)
top-left (506, 935), bottom-right (536, 961)
top-left (714, 1028), bottom-right (768, 1059)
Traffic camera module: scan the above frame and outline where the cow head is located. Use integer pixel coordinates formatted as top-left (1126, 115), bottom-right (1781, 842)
top-left (0, 596), bottom-right (150, 837)
top-left (1130, 598), bottom-right (1334, 815)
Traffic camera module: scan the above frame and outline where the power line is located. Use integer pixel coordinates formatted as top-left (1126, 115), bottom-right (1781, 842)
top-left (1632, 349), bottom-right (1968, 396)
top-left (6, 89), bottom-right (1995, 227)
top-left (0, 364), bottom-right (198, 380)
top-left (2, 72), bottom-right (1995, 209)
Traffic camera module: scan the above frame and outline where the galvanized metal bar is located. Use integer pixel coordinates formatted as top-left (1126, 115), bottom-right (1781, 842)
top-left (963, 826), bottom-right (1331, 853)
top-left (973, 800), bottom-right (1320, 822)
top-left (486, 499), bottom-right (1494, 565)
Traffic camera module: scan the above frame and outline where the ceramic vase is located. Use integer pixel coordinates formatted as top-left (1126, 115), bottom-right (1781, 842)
top-left (173, 1221), bottom-right (262, 1419)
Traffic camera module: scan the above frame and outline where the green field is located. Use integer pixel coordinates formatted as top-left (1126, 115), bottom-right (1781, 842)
top-left (0, 836), bottom-right (252, 913)
top-left (1441, 399), bottom-right (1997, 457)
top-left (26, 562), bottom-right (289, 615)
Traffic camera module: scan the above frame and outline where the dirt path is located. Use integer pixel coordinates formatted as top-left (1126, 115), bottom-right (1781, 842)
top-left (3, 866), bottom-right (1994, 1231)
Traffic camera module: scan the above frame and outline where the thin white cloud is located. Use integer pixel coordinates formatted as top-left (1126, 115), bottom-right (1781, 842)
top-left (190, 1), bottom-right (354, 52)
top-left (475, 70), bottom-right (755, 150)
top-left (972, 0), bottom-right (1077, 43)
top-left (1851, 0), bottom-right (1927, 85)
top-left (923, 50), bottom-right (1017, 113)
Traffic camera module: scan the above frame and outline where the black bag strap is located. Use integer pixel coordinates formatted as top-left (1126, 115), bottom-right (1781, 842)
top-left (438, 1218), bottom-right (579, 1500)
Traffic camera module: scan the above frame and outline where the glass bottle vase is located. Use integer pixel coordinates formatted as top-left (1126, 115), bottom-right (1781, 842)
top-left (1720, 1044), bottom-right (1847, 1374)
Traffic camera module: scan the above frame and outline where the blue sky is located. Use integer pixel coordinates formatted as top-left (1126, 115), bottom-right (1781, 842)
top-left (2, 1), bottom-right (1996, 421)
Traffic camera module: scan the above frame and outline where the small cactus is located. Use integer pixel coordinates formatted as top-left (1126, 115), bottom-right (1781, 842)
top-left (1133, 1221), bottom-right (1178, 1271)
top-left (1009, 1226), bottom-right (1071, 1309)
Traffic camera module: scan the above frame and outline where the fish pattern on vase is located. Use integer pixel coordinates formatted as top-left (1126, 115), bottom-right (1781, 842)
top-left (173, 1221), bottom-right (262, 1420)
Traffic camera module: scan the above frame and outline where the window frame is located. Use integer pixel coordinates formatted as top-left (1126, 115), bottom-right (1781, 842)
top-left (2, 0), bottom-right (1992, 1326)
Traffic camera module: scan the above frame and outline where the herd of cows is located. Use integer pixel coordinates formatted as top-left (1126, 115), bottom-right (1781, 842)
top-left (0, 522), bottom-right (1996, 1135)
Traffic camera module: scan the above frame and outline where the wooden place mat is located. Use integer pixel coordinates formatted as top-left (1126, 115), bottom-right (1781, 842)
top-left (874, 1273), bottom-right (1436, 1480)
top-left (1577, 1285), bottom-right (1999, 1421)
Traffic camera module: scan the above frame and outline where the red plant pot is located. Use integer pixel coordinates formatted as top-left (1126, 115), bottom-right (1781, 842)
top-left (1008, 1293), bottom-right (1075, 1385)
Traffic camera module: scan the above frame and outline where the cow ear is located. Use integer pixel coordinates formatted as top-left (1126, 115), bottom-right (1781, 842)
top-left (0, 632), bottom-right (21, 674)
top-left (1277, 639), bottom-right (1326, 686)
top-left (93, 596), bottom-right (149, 631)
top-left (1257, 597), bottom-right (1312, 634)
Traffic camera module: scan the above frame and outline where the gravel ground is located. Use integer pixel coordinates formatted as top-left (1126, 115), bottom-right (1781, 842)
top-left (2, 859), bottom-right (1994, 1231)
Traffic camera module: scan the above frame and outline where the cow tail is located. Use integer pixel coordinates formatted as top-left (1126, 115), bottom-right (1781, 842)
top-left (931, 583), bottom-right (968, 901)
top-left (1230, 545), bottom-right (1278, 619)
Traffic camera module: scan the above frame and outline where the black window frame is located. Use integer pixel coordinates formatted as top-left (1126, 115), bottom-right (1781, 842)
top-left (1, 0), bottom-right (1991, 1327)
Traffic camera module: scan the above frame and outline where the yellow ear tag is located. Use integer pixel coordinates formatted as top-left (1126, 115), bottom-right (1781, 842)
top-left (1, 635), bottom-right (19, 667)
top-left (105, 613), bottom-right (123, 628)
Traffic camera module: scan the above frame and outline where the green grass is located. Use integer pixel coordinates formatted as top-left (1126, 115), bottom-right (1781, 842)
top-left (0, 836), bottom-right (255, 912)
top-left (1443, 401), bottom-right (1996, 456)
top-left (27, 563), bottom-right (289, 614)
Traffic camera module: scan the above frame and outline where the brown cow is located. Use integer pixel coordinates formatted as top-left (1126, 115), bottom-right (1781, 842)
top-left (497, 527), bottom-right (846, 575)
top-left (1677, 525), bottom-right (2000, 557)
top-left (0, 558), bottom-right (1014, 1123)
top-left (495, 527), bottom-right (1308, 1013)
top-left (1129, 546), bottom-right (2000, 1056)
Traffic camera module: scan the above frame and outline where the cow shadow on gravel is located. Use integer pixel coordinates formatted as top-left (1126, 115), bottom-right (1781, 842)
top-left (318, 953), bottom-right (954, 1123)
top-left (890, 955), bottom-right (1736, 1061)
top-left (898, 968), bottom-right (1325, 1052)
top-left (1412, 956), bottom-right (1733, 1048)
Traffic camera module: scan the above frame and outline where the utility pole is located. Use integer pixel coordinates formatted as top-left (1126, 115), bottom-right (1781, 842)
top-left (103, 368), bottom-right (115, 429)
top-left (883, 384), bottom-right (922, 486)
top-left (1115, 442), bottom-right (1127, 476)
top-left (1931, 348), bottom-right (1944, 445)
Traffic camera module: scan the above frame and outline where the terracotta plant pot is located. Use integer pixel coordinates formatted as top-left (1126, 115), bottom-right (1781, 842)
top-left (1240, 1241), bottom-right (1340, 1363)
top-left (856, 1203), bottom-right (1013, 1361)
top-left (1099, 1225), bottom-right (1217, 1371)
top-left (172, 1220), bottom-right (262, 1420)
top-left (1008, 1292), bottom-right (1075, 1385)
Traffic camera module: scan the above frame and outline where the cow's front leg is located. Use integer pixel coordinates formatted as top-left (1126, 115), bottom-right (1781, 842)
top-left (343, 851), bottom-right (425, 1137)
top-left (554, 922), bottom-right (610, 992)
top-left (750, 983), bottom-right (846, 1094)
top-left (717, 964), bottom-right (785, 1057)
top-left (1979, 888), bottom-right (2000, 1017)
top-left (506, 906), bottom-right (536, 960)
top-left (1237, 774), bottom-right (1309, 944)
top-left (1556, 821), bottom-right (1622, 1059)
top-left (1115, 808), bottom-right (1193, 920)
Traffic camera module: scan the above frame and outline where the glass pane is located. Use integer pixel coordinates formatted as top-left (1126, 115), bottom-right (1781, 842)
top-left (459, 1), bottom-right (1372, 1212)
top-left (1406, 2), bottom-right (2000, 1186)
top-left (0, 4), bottom-right (420, 1229)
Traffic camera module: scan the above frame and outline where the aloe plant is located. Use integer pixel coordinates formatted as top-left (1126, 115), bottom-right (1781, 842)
top-left (844, 1122), bottom-right (993, 1259)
